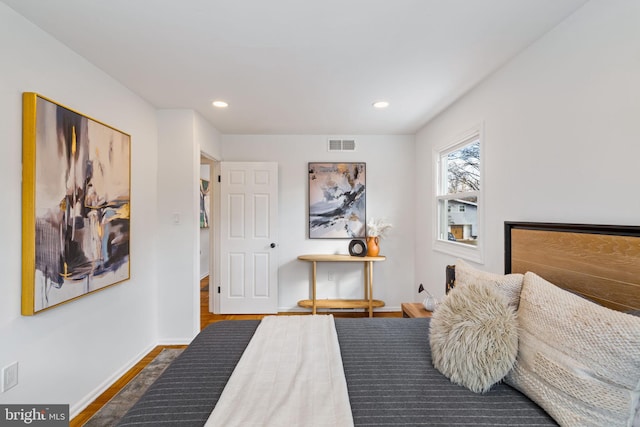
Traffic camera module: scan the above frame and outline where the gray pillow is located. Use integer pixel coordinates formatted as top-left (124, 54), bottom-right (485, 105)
top-left (506, 272), bottom-right (640, 427)
top-left (430, 281), bottom-right (518, 393)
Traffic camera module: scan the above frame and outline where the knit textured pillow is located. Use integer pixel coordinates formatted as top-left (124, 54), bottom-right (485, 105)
top-left (455, 259), bottom-right (523, 310)
top-left (430, 281), bottom-right (518, 393)
top-left (505, 272), bottom-right (640, 427)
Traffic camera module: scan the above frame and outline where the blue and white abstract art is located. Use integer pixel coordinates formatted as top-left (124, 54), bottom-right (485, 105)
top-left (308, 162), bottom-right (366, 239)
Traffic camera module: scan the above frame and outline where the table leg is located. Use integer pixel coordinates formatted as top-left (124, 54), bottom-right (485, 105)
top-left (312, 261), bottom-right (317, 315)
top-left (367, 261), bottom-right (373, 318)
top-left (363, 262), bottom-right (369, 300)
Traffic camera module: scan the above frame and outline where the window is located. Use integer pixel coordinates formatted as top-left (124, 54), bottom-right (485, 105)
top-left (433, 125), bottom-right (483, 262)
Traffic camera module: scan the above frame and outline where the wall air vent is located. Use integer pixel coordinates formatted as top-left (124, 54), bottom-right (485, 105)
top-left (327, 139), bottom-right (356, 152)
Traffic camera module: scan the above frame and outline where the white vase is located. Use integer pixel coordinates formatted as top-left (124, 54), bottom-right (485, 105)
top-left (422, 292), bottom-right (439, 311)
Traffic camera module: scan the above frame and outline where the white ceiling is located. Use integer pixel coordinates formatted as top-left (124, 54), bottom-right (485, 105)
top-left (3, 0), bottom-right (587, 135)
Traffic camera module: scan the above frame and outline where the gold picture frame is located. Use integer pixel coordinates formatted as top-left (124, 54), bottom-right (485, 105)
top-left (22, 93), bottom-right (131, 315)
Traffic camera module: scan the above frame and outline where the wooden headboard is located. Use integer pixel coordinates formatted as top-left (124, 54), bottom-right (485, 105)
top-left (505, 222), bottom-right (640, 312)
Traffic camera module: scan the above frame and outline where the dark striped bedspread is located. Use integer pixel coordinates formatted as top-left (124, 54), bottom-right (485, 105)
top-left (117, 320), bottom-right (260, 426)
top-left (335, 318), bottom-right (556, 426)
top-left (118, 318), bottom-right (557, 426)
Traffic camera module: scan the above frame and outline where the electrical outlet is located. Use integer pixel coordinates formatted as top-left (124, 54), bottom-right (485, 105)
top-left (327, 271), bottom-right (334, 281)
top-left (1, 361), bottom-right (18, 393)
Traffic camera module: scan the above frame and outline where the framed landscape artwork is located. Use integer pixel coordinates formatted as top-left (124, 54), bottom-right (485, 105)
top-left (200, 179), bottom-right (210, 228)
top-left (22, 93), bottom-right (131, 315)
top-left (308, 162), bottom-right (366, 239)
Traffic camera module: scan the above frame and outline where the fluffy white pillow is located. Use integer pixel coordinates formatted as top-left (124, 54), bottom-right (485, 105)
top-left (506, 272), bottom-right (640, 427)
top-left (430, 281), bottom-right (518, 393)
top-left (455, 259), bottom-right (523, 310)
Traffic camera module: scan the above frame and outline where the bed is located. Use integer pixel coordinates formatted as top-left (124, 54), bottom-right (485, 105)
top-left (117, 222), bottom-right (640, 426)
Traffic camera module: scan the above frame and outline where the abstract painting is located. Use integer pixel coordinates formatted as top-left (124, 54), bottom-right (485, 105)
top-left (308, 162), bottom-right (366, 239)
top-left (22, 93), bottom-right (131, 315)
top-left (200, 179), bottom-right (210, 228)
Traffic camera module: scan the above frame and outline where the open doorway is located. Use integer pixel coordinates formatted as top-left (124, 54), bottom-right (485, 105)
top-left (199, 154), bottom-right (218, 328)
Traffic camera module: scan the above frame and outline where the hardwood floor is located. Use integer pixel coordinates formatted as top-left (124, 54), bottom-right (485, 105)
top-left (200, 276), bottom-right (401, 325)
top-left (72, 276), bottom-right (400, 425)
top-left (69, 345), bottom-right (187, 427)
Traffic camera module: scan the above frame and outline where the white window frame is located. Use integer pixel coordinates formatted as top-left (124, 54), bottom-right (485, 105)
top-left (432, 124), bottom-right (484, 264)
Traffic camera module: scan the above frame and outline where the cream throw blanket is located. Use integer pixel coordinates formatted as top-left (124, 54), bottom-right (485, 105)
top-left (205, 315), bottom-right (354, 427)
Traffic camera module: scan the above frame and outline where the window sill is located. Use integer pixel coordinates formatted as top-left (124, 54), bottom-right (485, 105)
top-left (433, 239), bottom-right (484, 264)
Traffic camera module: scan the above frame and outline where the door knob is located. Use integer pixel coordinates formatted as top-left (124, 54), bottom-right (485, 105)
top-left (270, 243), bottom-right (277, 248)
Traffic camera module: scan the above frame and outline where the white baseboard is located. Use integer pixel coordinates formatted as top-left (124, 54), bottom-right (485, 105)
top-left (277, 305), bottom-right (401, 313)
top-left (157, 337), bottom-right (193, 346)
top-left (70, 342), bottom-right (156, 418)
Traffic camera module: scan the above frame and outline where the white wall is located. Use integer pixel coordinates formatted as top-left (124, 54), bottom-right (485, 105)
top-left (415, 0), bottom-right (640, 299)
top-left (221, 135), bottom-right (416, 311)
top-left (196, 112), bottom-right (223, 161)
top-left (0, 3), bottom-right (159, 414)
top-left (156, 110), bottom-right (221, 342)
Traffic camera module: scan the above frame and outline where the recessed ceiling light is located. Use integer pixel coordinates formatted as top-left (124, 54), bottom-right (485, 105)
top-left (212, 100), bottom-right (229, 108)
top-left (372, 101), bottom-right (389, 109)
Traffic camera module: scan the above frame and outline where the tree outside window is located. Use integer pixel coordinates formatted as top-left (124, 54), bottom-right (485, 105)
top-left (436, 132), bottom-right (481, 251)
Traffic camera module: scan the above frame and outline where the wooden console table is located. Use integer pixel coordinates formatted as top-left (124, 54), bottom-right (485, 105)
top-left (297, 254), bottom-right (386, 317)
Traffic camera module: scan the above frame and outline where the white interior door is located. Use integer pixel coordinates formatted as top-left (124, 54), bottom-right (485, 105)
top-left (219, 162), bottom-right (278, 314)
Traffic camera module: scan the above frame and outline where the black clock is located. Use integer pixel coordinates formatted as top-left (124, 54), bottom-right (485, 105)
top-left (348, 239), bottom-right (367, 257)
